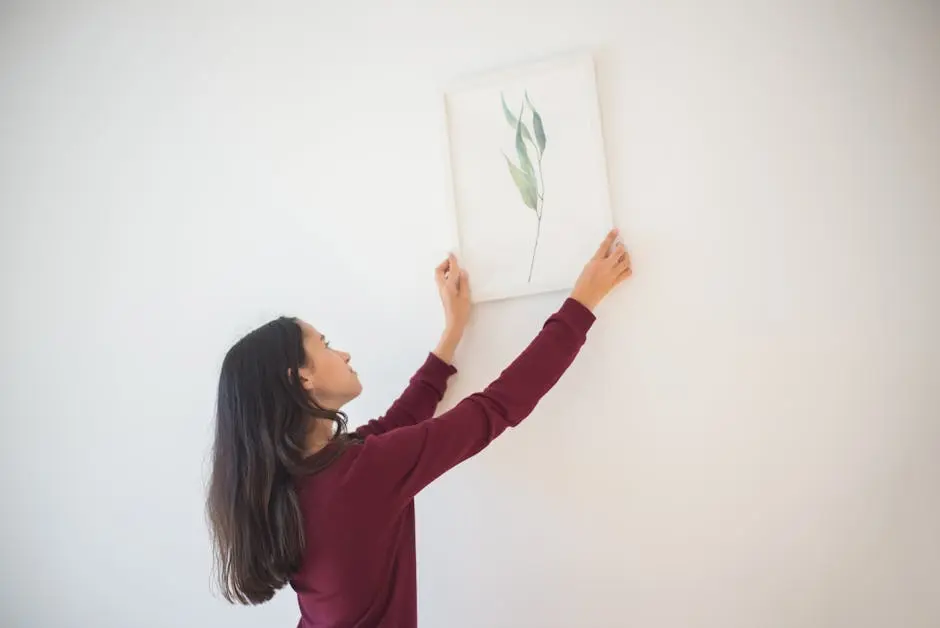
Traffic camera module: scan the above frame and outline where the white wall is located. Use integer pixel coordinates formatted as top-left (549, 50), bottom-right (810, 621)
top-left (2, 1), bottom-right (938, 627)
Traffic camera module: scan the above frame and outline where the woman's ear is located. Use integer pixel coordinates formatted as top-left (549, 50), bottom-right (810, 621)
top-left (296, 366), bottom-right (316, 392)
top-left (288, 367), bottom-right (316, 392)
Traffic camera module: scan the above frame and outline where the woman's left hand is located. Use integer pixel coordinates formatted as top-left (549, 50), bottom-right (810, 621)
top-left (433, 254), bottom-right (471, 363)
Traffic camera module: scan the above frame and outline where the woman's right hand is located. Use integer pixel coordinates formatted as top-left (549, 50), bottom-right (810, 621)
top-left (569, 228), bottom-right (632, 311)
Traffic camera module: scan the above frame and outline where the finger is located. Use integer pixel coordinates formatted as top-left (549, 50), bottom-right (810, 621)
top-left (459, 269), bottom-right (471, 296)
top-left (593, 228), bottom-right (620, 260)
top-left (615, 266), bottom-right (633, 284)
top-left (435, 261), bottom-right (449, 285)
top-left (436, 255), bottom-right (452, 280)
top-left (606, 242), bottom-right (625, 266)
top-left (613, 253), bottom-right (630, 274)
top-left (447, 255), bottom-right (460, 288)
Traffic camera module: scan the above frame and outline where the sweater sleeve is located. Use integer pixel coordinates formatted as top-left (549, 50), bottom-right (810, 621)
top-left (351, 298), bottom-right (595, 509)
top-left (353, 352), bottom-right (458, 438)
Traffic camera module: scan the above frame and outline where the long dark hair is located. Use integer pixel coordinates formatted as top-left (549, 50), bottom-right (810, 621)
top-left (207, 316), bottom-right (350, 605)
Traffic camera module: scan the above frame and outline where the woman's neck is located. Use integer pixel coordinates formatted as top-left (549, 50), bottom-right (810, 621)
top-left (303, 418), bottom-right (337, 456)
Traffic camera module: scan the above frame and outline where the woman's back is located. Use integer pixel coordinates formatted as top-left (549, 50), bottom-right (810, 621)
top-left (291, 441), bottom-right (420, 628)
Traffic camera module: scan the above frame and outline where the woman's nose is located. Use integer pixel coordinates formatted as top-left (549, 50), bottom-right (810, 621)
top-left (341, 352), bottom-right (351, 362)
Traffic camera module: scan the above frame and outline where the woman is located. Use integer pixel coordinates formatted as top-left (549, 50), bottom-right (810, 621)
top-left (207, 229), bottom-right (631, 627)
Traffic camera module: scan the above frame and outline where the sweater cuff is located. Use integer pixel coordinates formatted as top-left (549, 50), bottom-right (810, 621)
top-left (422, 351), bottom-right (458, 379)
top-left (558, 297), bottom-right (597, 335)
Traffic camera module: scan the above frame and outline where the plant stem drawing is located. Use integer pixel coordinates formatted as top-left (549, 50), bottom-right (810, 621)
top-left (501, 91), bottom-right (547, 282)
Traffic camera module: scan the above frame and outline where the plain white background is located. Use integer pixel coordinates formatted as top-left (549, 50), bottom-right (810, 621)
top-left (1, 1), bottom-right (938, 627)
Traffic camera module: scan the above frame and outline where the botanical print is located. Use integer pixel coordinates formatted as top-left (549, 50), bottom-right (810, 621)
top-left (442, 53), bottom-right (612, 303)
top-left (501, 91), bottom-right (547, 282)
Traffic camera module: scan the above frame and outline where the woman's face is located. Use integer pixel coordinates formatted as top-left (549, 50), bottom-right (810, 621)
top-left (296, 320), bottom-right (362, 409)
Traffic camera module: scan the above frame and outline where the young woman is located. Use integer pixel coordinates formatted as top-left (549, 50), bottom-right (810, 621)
top-left (207, 229), bottom-right (632, 627)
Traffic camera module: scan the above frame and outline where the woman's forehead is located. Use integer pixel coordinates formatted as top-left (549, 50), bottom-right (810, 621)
top-left (297, 320), bottom-right (320, 338)
top-left (297, 320), bottom-right (326, 340)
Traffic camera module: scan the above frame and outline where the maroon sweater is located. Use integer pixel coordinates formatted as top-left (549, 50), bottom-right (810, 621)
top-left (289, 298), bottom-right (596, 627)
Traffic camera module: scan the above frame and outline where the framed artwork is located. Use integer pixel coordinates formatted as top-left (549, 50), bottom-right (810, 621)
top-left (442, 51), bottom-right (614, 302)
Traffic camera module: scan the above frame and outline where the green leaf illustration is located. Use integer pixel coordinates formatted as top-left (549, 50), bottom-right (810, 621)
top-left (499, 90), bottom-right (548, 283)
top-left (501, 91), bottom-right (534, 145)
top-left (525, 91), bottom-right (547, 154)
top-left (515, 106), bottom-right (535, 177)
top-left (503, 154), bottom-right (538, 210)
top-left (500, 92), bottom-right (516, 126)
